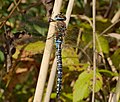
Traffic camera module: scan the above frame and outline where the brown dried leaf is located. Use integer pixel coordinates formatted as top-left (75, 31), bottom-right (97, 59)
top-left (106, 33), bottom-right (120, 40)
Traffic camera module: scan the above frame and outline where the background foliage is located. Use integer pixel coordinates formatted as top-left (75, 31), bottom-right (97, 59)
top-left (0, 0), bottom-right (120, 101)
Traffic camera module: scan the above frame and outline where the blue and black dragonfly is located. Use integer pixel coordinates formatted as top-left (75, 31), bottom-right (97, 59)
top-left (49, 13), bottom-right (66, 98)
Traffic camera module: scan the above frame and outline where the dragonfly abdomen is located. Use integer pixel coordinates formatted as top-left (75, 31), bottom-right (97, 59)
top-left (56, 40), bottom-right (62, 98)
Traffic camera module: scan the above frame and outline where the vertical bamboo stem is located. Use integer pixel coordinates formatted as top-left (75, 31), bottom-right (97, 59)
top-left (44, 57), bottom-right (57, 102)
top-left (65, 0), bottom-right (74, 27)
top-left (33, 0), bottom-right (63, 102)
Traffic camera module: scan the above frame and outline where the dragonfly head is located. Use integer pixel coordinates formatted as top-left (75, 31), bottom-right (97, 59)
top-left (54, 13), bottom-right (66, 21)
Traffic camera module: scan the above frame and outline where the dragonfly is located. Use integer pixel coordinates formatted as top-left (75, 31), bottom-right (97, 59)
top-left (49, 13), bottom-right (66, 98)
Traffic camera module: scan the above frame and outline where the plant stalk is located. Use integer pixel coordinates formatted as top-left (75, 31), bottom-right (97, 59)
top-left (92, 0), bottom-right (96, 102)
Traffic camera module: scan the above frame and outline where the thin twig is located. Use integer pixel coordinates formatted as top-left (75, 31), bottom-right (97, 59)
top-left (0, 0), bottom-right (22, 29)
top-left (107, 57), bottom-right (117, 73)
top-left (76, 28), bottom-right (82, 53)
top-left (92, 0), bottom-right (96, 102)
top-left (71, 14), bottom-right (93, 27)
top-left (13, 0), bottom-right (20, 11)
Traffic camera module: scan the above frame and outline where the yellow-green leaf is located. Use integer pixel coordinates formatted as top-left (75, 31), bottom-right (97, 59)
top-left (73, 70), bottom-right (103, 102)
top-left (0, 50), bottom-right (4, 63)
top-left (96, 35), bottom-right (109, 54)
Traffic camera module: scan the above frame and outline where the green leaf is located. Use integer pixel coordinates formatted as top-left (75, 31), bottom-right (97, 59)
top-left (73, 70), bottom-right (103, 102)
top-left (62, 93), bottom-right (73, 100)
top-left (0, 51), bottom-right (5, 63)
top-left (24, 41), bottom-right (45, 53)
top-left (50, 93), bottom-right (56, 99)
top-left (99, 69), bottom-right (118, 77)
top-left (33, 24), bottom-right (47, 36)
top-left (111, 48), bottom-right (120, 69)
top-left (96, 19), bottom-right (112, 33)
top-left (13, 41), bottom-right (45, 59)
top-left (82, 32), bottom-right (93, 45)
top-left (96, 35), bottom-right (109, 54)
